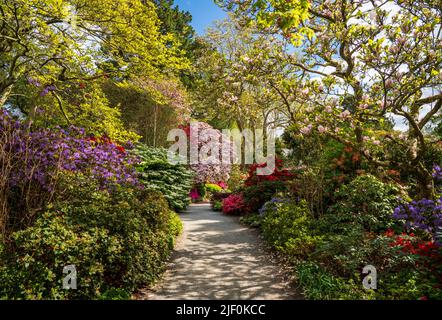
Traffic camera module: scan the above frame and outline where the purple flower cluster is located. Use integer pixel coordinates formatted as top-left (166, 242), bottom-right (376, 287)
top-left (393, 198), bottom-right (442, 233)
top-left (40, 85), bottom-right (57, 97)
top-left (433, 165), bottom-right (442, 182)
top-left (1, 110), bottom-right (139, 191)
top-left (259, 197), bottom-right (291, 215)
top-left (393, 165), bottom-right (442, 244)
top-left (27, 77), bottom-right (41, 87)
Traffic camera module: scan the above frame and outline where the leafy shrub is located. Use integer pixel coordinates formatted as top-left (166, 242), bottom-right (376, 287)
top-left (133, 144), bottom-right (193, 211)
top-left (326, 175), bottom-right (403, 233)
top-left (308, 227), bottom-right (442, 300)
top-left (222, 194), bottom-right (247, 215)
top-left (239, 214), bottom-right (262, 228)
top-left (243, 180), bottom-right (287, 213)
top-left (0, 173), bottom-right (181, 299)
top-left (196, 183), bottom-right (207, 201)
top-left (261, 200), bottom-right (321, 256)
top-left (296, 261), bottom-right (375, 300)
top-left (212, 200), bottom-right (223, 212)
top-left (0, 212), bottom-right (122, 299)
top-left (168, 212), bottom-right (183, 248)
top-left (205, 183), bottom-right (226, 200)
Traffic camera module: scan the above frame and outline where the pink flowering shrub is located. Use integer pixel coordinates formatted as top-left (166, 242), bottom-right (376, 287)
top-left (222, 193), bottom-right (247, 215)
top-left (182, 122), bottom-right (234, 184)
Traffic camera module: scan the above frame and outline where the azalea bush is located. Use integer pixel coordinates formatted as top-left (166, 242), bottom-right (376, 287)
top-left (222, 193), bottom-right (247, 215)
top-left (241, 159), bottom-right (294, 213)
top-left (0, 174), bottom-right (181, 299)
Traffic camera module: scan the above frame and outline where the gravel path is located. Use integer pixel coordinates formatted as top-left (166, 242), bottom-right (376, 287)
top-left (139, 204), bottom-right (301, 300)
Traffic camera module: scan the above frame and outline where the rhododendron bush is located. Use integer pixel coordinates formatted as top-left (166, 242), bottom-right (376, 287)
top-left (183, 122), bottom-right (234, 184)
top-left (1, 110), bottom-right (139, 235)
top-left (0, 110), bottom-right (138, 191)
top-left (223, 194), bottom-right (247, 215)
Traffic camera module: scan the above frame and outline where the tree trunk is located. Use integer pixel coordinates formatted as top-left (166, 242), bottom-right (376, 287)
top-left (414, 167), bottom-right (435, 199)
top-left (153, 104), bottom-right (158, 148)
top-left (0, 86), bottom-right (12, 107)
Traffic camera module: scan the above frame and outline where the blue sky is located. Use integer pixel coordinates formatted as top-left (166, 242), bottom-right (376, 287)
top-left (174, 0), bottom-right (227, 35)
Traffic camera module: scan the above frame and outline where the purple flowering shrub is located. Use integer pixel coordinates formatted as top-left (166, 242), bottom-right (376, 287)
top-left (393, 166), bottom-right (442, 244)
top-left (1, 112), bottom-right (138, 190)
top-left (0, 110), bottom-right (139, 234)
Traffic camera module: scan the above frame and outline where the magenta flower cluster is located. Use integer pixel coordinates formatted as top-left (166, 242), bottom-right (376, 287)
top-left (1, 110), bottom-right (139, 191)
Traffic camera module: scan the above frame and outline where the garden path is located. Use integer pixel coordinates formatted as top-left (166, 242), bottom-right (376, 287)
top-left (139, 203), bottom-right (301, 300)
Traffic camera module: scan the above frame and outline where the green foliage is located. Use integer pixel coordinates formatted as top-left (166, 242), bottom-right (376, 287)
top-left (98, 288), bottom-right (132, 300)
top-left (205, 183), bottom-right (223, 194)
top-left (1, 0), bottom-right (190, 107)
top-left (133, 144), bottom-right (193, 211)
top-left (326, 175), bottom-right (403, 233)
top-left (168, 211), bottom-right (183, 249)
top-left (0, 212), bottom-right (122, 300)
top-left (296, 261), bottom-right (375, 300)
top-left (261, 200), bottom-right (321, 256)
top-left (243, 180), bottom-right (287, 213)
top-left (24, 80), bottom-right (140, 143)
top-left (216, 0), bottom-right (312, 45)
top-left (239, 214), bottom-right (262, 228)
top-left (102, 77), bottom-right (190, 146)
top-left (212, 200), bottom-right (223, 212)
top-left (205, 183), bottom-right (226, 201)
top-left (0, 173), bottom-right (180, 299)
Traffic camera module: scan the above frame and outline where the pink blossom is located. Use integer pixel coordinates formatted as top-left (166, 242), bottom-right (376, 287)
top-left (301, 88), bottom-right (310, 95)
top-left (300, 125), bottom-right (313, 135)
top-left (318, 125), bottom-right (327, 134)
top-left (385, 78), bottom-right (394, 89)
top-left (339, 110), bottom-right (351, 119)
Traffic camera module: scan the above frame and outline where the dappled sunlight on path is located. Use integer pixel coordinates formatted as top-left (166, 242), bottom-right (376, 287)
top-left (140, 204), bottom-right (301, 300)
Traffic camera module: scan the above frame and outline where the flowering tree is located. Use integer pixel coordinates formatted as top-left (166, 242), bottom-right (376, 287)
top-left (221, 0), bottom-right (442, 198)
top-left (193, 16), bottom-right (291, 131)
top-left (184, 122), bottom-right (234, 184)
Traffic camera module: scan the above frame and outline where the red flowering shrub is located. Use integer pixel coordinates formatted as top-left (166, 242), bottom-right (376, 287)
top-left (245, 158), bottom-right (294, 187)
top-left (222, 194), bottom-right (247, 215)
top-left (385, 229), bottom-right (440, 258)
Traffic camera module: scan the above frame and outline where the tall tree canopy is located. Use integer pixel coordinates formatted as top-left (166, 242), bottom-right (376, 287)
top-left (217, 0), bottom-right (442, 197)
top-left (0, 0), bottom-right (190, 107)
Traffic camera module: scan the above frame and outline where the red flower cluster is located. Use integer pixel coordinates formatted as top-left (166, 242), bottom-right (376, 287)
top-left (222, 193), bottom-right (247, 215)
top-left (86, 136), bottom-right (126, 154)
top-left (385, 229), bottom-right (439, 257)
top-left (178, 124), bottom-right (191, 137)
top-left (245, 158), bottom-right (294, 187)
